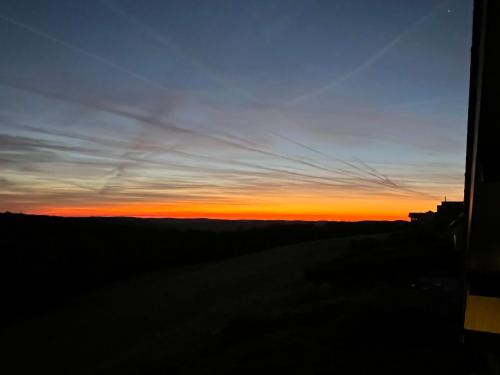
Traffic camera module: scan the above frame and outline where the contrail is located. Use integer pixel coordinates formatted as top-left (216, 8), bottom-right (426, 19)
top-left (288, 0), bottom-right (450, 104)
top-left (267, 130), bottom-right (432, 196)
top-left (0, 12), bottom-right (173, 94)
top-left (267, 130), bottom-right (380, 181)
top-left (0, 80), bottom-right (345, 180)
top-left (0, 80), bottom-right (433, 198)
top-left (266, 130), bottom-right (329, 157)
top-left (352, 158), bottom-right (400, 187)
top-left (9, 107), bottom-right (412, 197)
top-left (0, 78), bottom-right (194, 135)
top-left (100, 0), bottom-right (263, 105)
top-left (13, 120), bottom-right (362, 192)
top-left (355, 98), bottom-right (445, 113)
top-left (0, 6), bottom-right (428, 195)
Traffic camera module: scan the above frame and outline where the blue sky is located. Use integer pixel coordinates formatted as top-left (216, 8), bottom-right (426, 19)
top-left (0, 0), bottom-right (472, 219)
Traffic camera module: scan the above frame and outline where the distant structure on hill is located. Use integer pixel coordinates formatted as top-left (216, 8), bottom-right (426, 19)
top-left (408, 200), bottom-right (464, 225)
top-left (408, 211), bottom-right (435, 224)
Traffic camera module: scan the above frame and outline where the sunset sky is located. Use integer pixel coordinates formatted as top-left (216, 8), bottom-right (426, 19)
top-left (0, 0), bottom-right (472, 220)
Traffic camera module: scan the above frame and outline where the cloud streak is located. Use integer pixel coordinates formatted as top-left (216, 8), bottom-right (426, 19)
top-left (0, 12), bottom-right (174, 94)
top-left (0, 0), bottom-right (469, 218)
top-left (288, 0), bottom-right (450, 104)
top-left (0, 78), bottom-right (446, 207)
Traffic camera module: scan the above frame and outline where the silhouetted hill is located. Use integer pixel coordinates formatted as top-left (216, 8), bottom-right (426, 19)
top-left (1, 212), bottom-right (407, 321)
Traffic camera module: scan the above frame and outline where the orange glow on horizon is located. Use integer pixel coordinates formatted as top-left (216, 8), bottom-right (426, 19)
top-left (26, 196), bottom-right (440, 221)
top-left (29, 209), bottom-right (406, 221)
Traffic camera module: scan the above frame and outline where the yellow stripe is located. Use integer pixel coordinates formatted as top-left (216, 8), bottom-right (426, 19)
top-left (464, 294), bottom-right (500, 334)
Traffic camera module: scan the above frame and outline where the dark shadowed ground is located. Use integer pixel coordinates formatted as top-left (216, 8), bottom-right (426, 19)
top-left (2, 221), bottom-right (463, 374)
top-left (0, 213), bottom-right (406, 320)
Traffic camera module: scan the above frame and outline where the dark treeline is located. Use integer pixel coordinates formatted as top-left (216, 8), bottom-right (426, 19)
top-left (1, 213), bottom-right (407, 321)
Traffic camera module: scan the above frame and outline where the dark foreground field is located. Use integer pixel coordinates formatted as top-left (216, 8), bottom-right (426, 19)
top-left (1, 214), bottom-right (462, 374)
top-left (0, 213), bottom-right (405, 320)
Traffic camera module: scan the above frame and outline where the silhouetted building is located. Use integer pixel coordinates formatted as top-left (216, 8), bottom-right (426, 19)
top-left (408, 210), bottom-right (435, 223)
top-left (436, 200), bottom-right (464, 225)
top-left (408, 200), bottom-right (463, 226)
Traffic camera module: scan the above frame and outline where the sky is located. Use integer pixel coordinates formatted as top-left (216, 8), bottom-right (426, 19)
top-left (0, 0), bottom-right (472, 220)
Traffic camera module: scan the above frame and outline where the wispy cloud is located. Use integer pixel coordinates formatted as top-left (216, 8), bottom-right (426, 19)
top-left (0, 12), bottom-right (174, 94)
top-left (288, 0), bottom-right (450, 104)
top-left (0, 79), bottom-right (449, 211)
top-left (99, 0), bottom-right (264, 105)
top-left (0, 0), bottom-right (468, 218)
